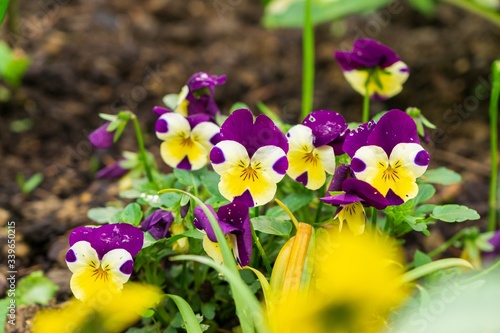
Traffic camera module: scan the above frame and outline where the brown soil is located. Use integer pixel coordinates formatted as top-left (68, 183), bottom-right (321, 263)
top-left (1, 0), bottom-right (499, 332)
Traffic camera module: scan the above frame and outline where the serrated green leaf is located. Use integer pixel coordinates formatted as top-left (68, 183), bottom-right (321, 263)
top-left (87, 206), bottom-right (123, 224)
top-left (264, 0), bottom-right (392, 28)
top-left (421, 167), bottom-right (462, 185)
top-left (121, 203), bottom-right (143, 226)
top-left (201, 302), bottom-right (216, 320)
top-left (415, 204), bottom-right (437, 215)
top-left (431, 205), bottom-right (480, 222)
top-left (251, 216), bottom-right (292, 236)
top-left (414, 249), bottom-right (432, 267)
top-left (16, 271), bottom-right (59, 306)
top-left (414, 184), bottom-right (436, 205)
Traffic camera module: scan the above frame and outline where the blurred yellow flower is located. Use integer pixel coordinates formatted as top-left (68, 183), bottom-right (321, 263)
top-left (32, 282), bottom-right (162, 333)
top-left (268, 229), bottom-right (409, 333)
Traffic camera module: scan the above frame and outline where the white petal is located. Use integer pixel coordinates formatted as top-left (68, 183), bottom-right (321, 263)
top-left (191, 121), bottom-right (220, 152)
top-left (210, 140), bottom-right (250, 175)
top-left (251, 145), bottom-right (288, 183)
top-left (286, 125), bottom-right (314, 151)
top-left (389, 143), bottom-right (429, 178)
top-left (101, 248), bottom-right (134, 285)
top-left (66, 241), bottom-right (99, 274)
top-left (351, 145), bottom-right (388, 181)
top-left (156, 112), bottom-right (191, 141)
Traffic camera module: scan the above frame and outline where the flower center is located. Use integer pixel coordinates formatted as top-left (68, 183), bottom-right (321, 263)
top-left (180, 134), bottom-right (195, 148)
top-left (302, 149), bottom-right (319, 166)
top-left (238, 161), bottom-right (262, 182)
top-left (381, 160), bottom-right (402, 182)
top-left (89, 260), bottom-right (110, 282)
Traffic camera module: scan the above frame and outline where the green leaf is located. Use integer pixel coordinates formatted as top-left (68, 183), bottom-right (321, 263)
top-left (201, 302), bottom-right (216, 320)
top-left (431, 205), bottom-right (480, 222)
top-left (16, 271), bottom-right (59, 306)
top-left (199, 170), bottom-right (224, 199)
top-left (229, 102), bottom-right (250, 113)
top-left (121, 203), bottom-right (143, 226)
top-left (0, 42), bottom-right (30, 87)
top-left (409, 0), bottom-right (437, 15)
top-left (251, 216), bottom-right (292, 236)
top-left (414, 203), bottom-right (437, 215)
top-left (266, 191), bottom-right (315, 219)
top-left (87, 206), bottom-right (123, 224)
top-left (421, 167), bottom-right (462, 185)
top-left (414, 184), bottom-right (436, 205)
top-left (263, 0), bottom-right (392, 28)
top-left (160, 192), bottom-right (182, 208)
top-left (414, 250), bottom-right (432, 267)
top-left (166, 294), bottom-right (204, 333)
top-left (174, 169), bottom-right (200, 188)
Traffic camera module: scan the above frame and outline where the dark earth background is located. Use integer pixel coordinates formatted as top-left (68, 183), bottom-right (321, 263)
top-left (1, 0), bottom-right (499, 331)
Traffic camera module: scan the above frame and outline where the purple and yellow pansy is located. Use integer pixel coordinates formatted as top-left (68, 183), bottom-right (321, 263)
top-left (156, 112), bottom-right (220, 170)
top-left (343, 109), bottom-right (430, 204)
top-left (210, 108), bottom-right (289, 207)
top-left (65, 223), bottom-right (144, 301)
top-left (286, 110), bottom-right (347, 190)
top-left (194, 202), bottom-right (252, 266)
top-left (335, 38), bottom-right (409, 100)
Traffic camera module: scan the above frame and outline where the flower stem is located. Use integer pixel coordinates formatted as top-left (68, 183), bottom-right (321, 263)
top-left (488, 60), bottom-right (500, 232)
top-left (362, 75), bottom-right (371, 123)
top-left (428, 229), bottom-right (466, 258)
top-left (301, 0), bottom-right (314, 121)
top-left (251, 225), bottom-right (272, 275)
top-left (131, 115), bottom-right (154, 183)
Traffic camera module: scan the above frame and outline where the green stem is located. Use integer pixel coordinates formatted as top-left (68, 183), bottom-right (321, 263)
top-left (440, 0), bottom-right (500, 27)
top-left (428, 229), bottom-right (466, 258)
top-left (6, 0), bottom-right (19, 35)
top-left (464, 257), bottom-right (500, 283)
top-left (371, 207), bottom-right (378, 229)
top-left (131, 115), bottom-right (154, 183)
top-left (362, 76), bottom-right (371, 123)
top-left (0, 0), bottom-right (10, 27)
top-left (251, 226), bottom-right (272, 274)
top-left (488, 60), bottom-right (500, 231)
top-left (301, 0), bottom-right (314, 121)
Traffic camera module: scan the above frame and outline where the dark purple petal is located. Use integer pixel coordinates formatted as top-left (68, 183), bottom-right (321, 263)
top-left (140, 210), bottom-right (175, 241)
top-left (153, 106), bottom-right (171, 116)
top-left (180, 201), bottom-right (190, 218)
top-left (302, 110), bottom-right (348, 147)
top-left (351, 158), bottom-right (366, 173)
top-left (96, 160), bottom-right (128, 179)
top-left (210, 133), bottom-right (222, 146)
top-left (155, 118), bottom-right (168, 133)
top-left (366, 109), bottom-right (420, 155)
top-left (415, 150), bottom-right (430, 167)
top-left (329, 128), bottom-right (349, 156)
top-left (272, 156), bottom-right (288, 175)
top-left (187, 72), bottom-right (226, 92)
top-left (210, 146), bottom-right (225, 164)
top-left (484, 231), bottom-right (500, 260)
top-left (385, 189), bottom-right (405, 206)
top-left (120, 260), bottom-right (134, 275)
top-left (321, 192), bottom-right (363, 206)
top-left (342, 179), bottom-right (389, 210)
top-left (89, 123), bottom-right (115, 149)
top-left (177, 156), bottom-right (192, 170)
top-left (335, 39), bottom-right (400, 71)
top-left (216, 202), bottom-right (252, 266)
top-left (328, 164), bottom-right (351, 192)
top-left (186, 114), bottom-right (211, 128)
top-left (296, 172), bottom-right (308, 186)
top-left (193, 205), bottom-right (238, 242)
top-left (233, 189), bottom-right (255, 208)
top-left (220, 109), bottom-right (288, 157)
top-left (342, 120), bottom-right (376, 157)
top-left (69, 223), bottom-right (144, 259)
top-left (65, 249), bottom-right (77, 263)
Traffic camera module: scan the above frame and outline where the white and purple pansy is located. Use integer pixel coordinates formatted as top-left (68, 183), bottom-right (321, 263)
top-left (65, 223), bottom-right (144, 301)
top-left (286, 110), bottom-right (347, 190)
top-left (321, 165), bottom-right (389, 235)
top-left (153, 72), bottom-right (226, 121)
top-left (210, 108), bottom-right (289, 207)
top-left (193, 202), bottom-right (252, 266)
top-left (335, 38), bottom-right (409, 100)
top-left (343, 109), bottom-right (430, 204)
top-left (156, 112), bottom-right (220, 170)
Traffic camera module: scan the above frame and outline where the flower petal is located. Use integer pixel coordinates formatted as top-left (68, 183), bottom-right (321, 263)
top-left (187, 72), bottom-right (226, 91)
top-left (336, 202), bottom-right (366, 236)
top-left (210, 140), bottom-right (250, 175)
top-left (66, 241), bottom-right (99, 274)
top-left (155, 112), bottom-right (190, 141)
top-left (69, 223), bottom-right (143, 259)
top-left (366, 109), bottom-right (420, 156)
top-left (89, 123), bottom-right (114, 149)
top-left (342, 120), bottom-right (376, 157)
top-left (389, 142), bottom-right (430, 178)
top-left (341, 178), bottom-right (389, 210)
top-left (302, 110), bottom-right (347, 147)
top-left (191, 121), bottom-right (220, 152)
top-left (193, 205), bottom-right (238, 242)
top-left (335, 39), bottom-right (401, 71)
top-left (327, 164), bottom-right (351, 192)
top-left (251, 145), bottom-right (288, 183)
top-left (218, 202), bottom-right (252, 266)
top-left (100, 248), bottom-right (134, 285)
